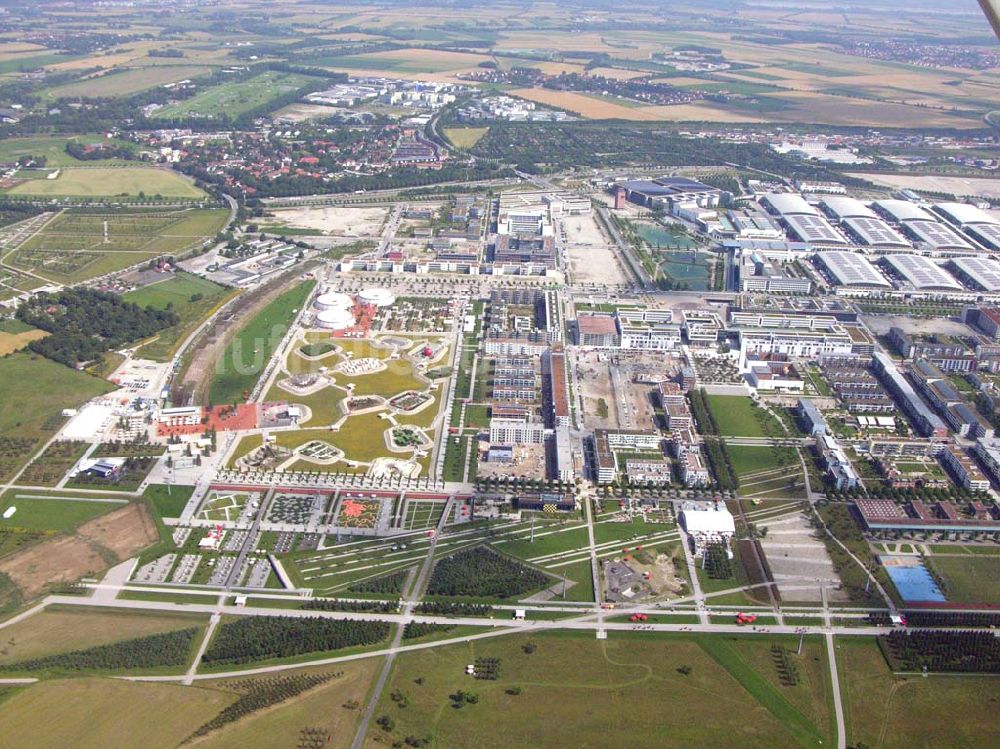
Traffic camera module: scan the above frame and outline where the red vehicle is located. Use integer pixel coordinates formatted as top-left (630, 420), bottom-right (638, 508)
top-left (735, 612), bottom-right (758, 625)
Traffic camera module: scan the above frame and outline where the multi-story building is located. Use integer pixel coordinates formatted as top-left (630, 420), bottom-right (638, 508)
top-left (738, 253), bottom-right (812, 294)
top-left (871, 353), bottom-right (948, 439)
top-left (817, 434), bottom-right (860, 490)
top-left (490, 415), bottom-right (546, 445)
top-left (575, 314), bottom-right (619, 348)
top-left (942, 446), bottom-right (991, 491)
top-left (616, 308), bottom-right (682, 351)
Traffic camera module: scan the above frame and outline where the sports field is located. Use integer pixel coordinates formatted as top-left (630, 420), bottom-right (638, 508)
top-left (9, 209), bottom-right (228, 284)
top-left (152, 71), bottom-right (319, 119)
top-left (5, 167), bottom-right (205, 199)
top-left (926, 555), bottom-right (1000, 604)
top-left (125, 272), bottom-right (235, 361)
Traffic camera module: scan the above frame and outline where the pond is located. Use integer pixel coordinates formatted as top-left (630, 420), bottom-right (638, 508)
top-left (657, 250), bottom-right (712, 291)
top-left (636, 223), bottom-right (696, 249)
top-left (882, 556), bottom-right (946, 603)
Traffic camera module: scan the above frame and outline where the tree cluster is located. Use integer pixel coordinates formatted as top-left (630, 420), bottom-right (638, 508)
top-left (17, 288), bottom-right (179, 367)
top-left (426, 546), bottom-right (550, 599)
top-left (202, 617), bottom-right (391, 665)
top-left (880, 630), bottom-right (1000, 673)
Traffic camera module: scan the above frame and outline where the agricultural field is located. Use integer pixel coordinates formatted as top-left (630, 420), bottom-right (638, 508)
top-left (124, 272), bottom-right (236, 361)
top-left (4, 167), bottom-right (205, 199)
top-left (0, 353), bottom-right (115, 480)
top-left (363, 632), bottom-right (832, 749)
top-left (838, 637), bottom-right (1000, 749)
top-left (43, 65), bottom-right (213, 99)
top-left (0, 678), bottom-right (233, 749)
top-left (0, 318), bottom-right (46, 356)
top-left (312, 47), bottom-right (489, 75)
top-left (8, 209), bottom-right (228, 284)
top-left (152, 71), bottom-right (320, 119)
top-left (0, 494), bottom-right (124, 532)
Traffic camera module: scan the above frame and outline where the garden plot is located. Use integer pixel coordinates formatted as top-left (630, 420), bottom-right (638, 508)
top-left (296, 439), bottom-right (344, 464)
top-left (267, 492), bottom-right (327, 525)
top-left (334, 496), bottom-right (385, 529)
top-left (401, 499), bottom-right (446, 530)
top-left (195, 491), bottom-right (257, 523)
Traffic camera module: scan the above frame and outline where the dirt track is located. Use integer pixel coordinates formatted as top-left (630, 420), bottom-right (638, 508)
top-left (0, 503), bottom-right (159, 598)
top-left (177, 264), bottom-right (318, 406)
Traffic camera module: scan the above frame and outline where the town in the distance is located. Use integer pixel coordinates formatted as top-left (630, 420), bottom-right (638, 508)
top-left (0, 0), bottom-right (997, 747)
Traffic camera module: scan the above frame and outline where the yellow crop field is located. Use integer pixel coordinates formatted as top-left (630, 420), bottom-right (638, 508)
top-left (0, 329), bottom-right (47, 356)
top-left (510, 88), bottom-right (665, 120)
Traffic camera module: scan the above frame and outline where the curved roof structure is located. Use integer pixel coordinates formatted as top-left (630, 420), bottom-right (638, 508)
top-left (314, 291), bottom-right (354, 311)
top-left (761, 193), bottom-right (816, 216)
top-left (949, 256), bottom-right (1000, 292)
top-left (315, 308), bottom-right (356, 330)
top-left (873, 199), bottom-right (934, 223)
top-left (784, 213), bottom-right (846, 245)
top-left (902, 220), bottom-right (973, 251)
top-left (883, 254), bottom-right (963, 291)
top-left (359, 287), bottom-right (396, 307)
top-left (965, 223), bottom-right (1000, 252)
top-left (815, 251), bottom-right (891, 288)
top-left (821, 197), bottom-right (876, 220)
top-left (933, 202), bottom-right (998, 227)
top-left (841, 216), bottom-right (910, 247)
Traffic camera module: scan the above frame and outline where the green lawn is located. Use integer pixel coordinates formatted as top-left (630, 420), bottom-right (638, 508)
top-left (727, 445), bottom-right (799, 478)
top-left (706, 395), bottom-right (772, 438)
top-left (143, 484), bottom-right (194, 520)
top-left (5, 167), bottom-right (205, 199)
top-left (838, 636), bottom-right (1000, 749)
top-left (0, 135), bottom-right (135, 168)
top-left (0, 495), bottom-right (123, 532)
top-left (0, 354), bottom-right (115, 480)
top-left (208, 280), bottom-right (315, 405)
top-left (124, 272), bottom-right (234, 361)
top-left (927, 555), bottom-right (1000, 604)
top-left (363, 632), bottom-right (823, 749)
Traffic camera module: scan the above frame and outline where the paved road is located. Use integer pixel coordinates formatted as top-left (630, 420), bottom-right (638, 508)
top-left (349, 499), bottom-right (452, 749)
top-left (825, 632), bottom-right (847, 749)
top-left (185, 612), bottom-right (221, 686)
